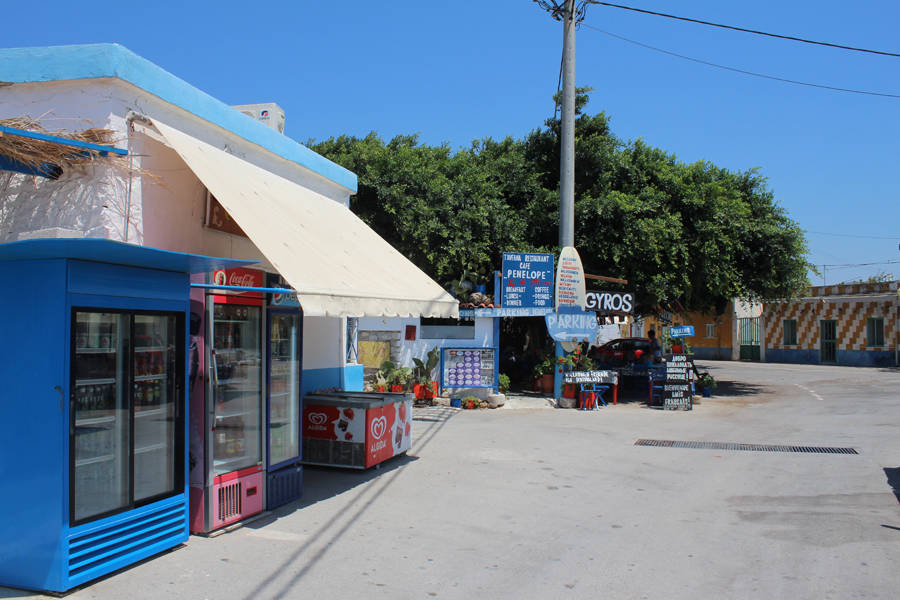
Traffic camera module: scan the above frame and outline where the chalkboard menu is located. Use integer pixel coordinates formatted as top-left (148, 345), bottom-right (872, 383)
top-left (442, 348), bottom-right (495, 388)
top-left (663, 354), bottom-right (693, 410)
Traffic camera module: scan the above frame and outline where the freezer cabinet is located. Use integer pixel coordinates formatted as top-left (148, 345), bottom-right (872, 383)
top-left (302, 392), bottom-right (412, 469)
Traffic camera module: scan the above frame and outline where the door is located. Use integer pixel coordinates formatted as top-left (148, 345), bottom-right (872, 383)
top-left (211, 302), bottom-right (263, 476)
top-left (267, 311), bottom-right (302, 467)
top-left (820, 320), bottom-right (837, 363)
top-left (738, 317), bottom-right (761, 361)
top-left (71, 310), bottom-right (185, 525)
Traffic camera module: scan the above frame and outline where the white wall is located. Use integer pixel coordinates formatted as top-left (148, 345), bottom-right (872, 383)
top-left (0, 78), bottom-right (352, 249)
top-left (302, 316), bottom-right (343, 370)
top-left (1, 78), bottom-right (353, 374)
top-left (358, 316), bottom-right (494, 369)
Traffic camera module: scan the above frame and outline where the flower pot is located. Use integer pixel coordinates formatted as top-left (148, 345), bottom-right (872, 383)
top-left (391, 384), bottom-right (404, 393)
top-left (563, 384), bottom-right (576, 399)
top-left (423, 381), bottom-right (438, 399)
top-left (450, 398), bottom-right (462, 408)
top-left (702, 386), bottom-right (712, 398)
top-left (672, 344), bottom-right (684, 354)
top-left (377, 385), bottom-right (386, 392)
top-left (540, 374), bottom-right (554, 394)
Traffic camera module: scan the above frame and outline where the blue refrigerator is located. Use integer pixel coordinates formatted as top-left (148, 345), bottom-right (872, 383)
top-left (0, 239), bottom-right (248, 593)
top-left (264, 275), bottom-right (303, 509)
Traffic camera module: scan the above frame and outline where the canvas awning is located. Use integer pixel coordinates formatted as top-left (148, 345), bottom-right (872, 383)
top-left (152, 120), bottom-right (458, 318)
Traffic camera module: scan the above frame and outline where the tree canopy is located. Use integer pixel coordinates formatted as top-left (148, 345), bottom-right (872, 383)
top-left (308, 93), bottom-right (810, 315)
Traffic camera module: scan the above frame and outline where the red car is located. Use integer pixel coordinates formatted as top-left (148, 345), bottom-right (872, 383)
top-left (589, 337), bottom-right (653, 366)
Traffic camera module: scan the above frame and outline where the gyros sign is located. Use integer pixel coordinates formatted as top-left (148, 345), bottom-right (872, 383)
top-left (585, 291), bottom-right (633, 314)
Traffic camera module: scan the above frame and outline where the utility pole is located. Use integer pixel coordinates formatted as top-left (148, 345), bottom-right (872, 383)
top-left (535, 0), bottom-right (582, 248)
top-left (559, 0), bottom-right (576, 249)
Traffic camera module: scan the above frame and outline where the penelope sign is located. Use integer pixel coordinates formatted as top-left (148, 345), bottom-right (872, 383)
top-left (501, 252), bottom-right (554, 309)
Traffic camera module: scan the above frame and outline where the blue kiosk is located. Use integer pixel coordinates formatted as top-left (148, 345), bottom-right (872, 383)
top-left (0, 239), bottom-right (249, 593)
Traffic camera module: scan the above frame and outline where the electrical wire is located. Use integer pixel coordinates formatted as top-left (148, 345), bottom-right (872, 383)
top-left (819, 259), bottom-right (900, 268)
top-left (585, 1), bottom-right (900, 58)
top-left (582, 24), bottom-right (900, 99)
top-left (806, 231), bottom-right (900, 240)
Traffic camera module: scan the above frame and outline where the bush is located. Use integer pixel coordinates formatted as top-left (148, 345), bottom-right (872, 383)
top-left (498, 373), bottom-right (510, 393)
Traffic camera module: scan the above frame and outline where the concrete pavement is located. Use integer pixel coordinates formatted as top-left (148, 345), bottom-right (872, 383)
top-left (5, 361), bottom-right (900, 599)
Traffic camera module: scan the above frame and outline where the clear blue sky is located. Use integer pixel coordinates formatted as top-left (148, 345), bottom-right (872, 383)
top-left (6, 1), bottom-right (898, 285)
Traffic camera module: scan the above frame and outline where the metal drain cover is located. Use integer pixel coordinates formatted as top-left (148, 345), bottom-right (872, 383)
top-left (634, 439), bottom-right (858, 454)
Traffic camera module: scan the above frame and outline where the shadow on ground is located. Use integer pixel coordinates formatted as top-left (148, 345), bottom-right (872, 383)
top-left (883, 467), bottom-right (900, 504)
top-left (712, 380), bottom-right (769, 398)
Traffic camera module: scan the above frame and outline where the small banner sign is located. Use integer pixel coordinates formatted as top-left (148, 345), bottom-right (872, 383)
top-left (669, 325), bottom-right (695, 338)
top-left (561, 370), bottom-right (619, 385)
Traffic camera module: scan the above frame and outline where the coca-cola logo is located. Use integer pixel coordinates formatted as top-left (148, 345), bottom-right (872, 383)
top-left (213, 270), bottom-right (260, 288)
top-left (308, 412), bottom-right (327, 425)
top-left (370, 416), bottom-right (387, 440)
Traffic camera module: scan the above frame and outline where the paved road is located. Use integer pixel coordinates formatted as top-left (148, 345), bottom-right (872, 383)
top-left (5, 361), bottom-right (900, 599)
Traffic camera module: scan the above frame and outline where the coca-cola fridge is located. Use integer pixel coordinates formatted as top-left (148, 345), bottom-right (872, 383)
top-left (0, 238), bottom-right (248, 593)
top-left (189, 267), bottom-right (266, 533)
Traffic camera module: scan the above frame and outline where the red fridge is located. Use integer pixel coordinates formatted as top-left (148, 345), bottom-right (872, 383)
top-left (189, 268), bottom-right (266, 533)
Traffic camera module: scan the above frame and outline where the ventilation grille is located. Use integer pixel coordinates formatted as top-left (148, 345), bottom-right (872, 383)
top-left (267, 466), bottom-right (303, 510)
top-left (218, 481), bottom-right (242, 522)
top-left (634, 439), bottom-right (858, 454)
top-left (67, 503), bottom-right (186, 582)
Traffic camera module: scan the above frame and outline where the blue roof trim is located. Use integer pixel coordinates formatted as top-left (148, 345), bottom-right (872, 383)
top-left (0, 44), bottom-right (357, 193)
top-left (0, 238), bottom-right (255, 274)
top-left (0, 124), bottom-right (128, 155)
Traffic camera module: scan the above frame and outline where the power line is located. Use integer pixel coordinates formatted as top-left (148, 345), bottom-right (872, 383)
top-left (805, 231), bottom-right (900, 240)
top-left (582, 24), bottom-right (900, 99)
top-left (585, 1), bottom-right (900, 58)
top-left (819, 259), bottom-right (900, 269)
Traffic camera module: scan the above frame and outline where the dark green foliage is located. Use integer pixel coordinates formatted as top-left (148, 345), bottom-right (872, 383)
top-left (307, 92), bottom-right (809, 314)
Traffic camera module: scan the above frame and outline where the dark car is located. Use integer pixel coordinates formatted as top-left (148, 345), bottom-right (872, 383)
top-left (589, 337), bottom-right (653, 366)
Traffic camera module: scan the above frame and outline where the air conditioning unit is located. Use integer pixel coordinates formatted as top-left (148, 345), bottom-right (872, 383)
top-left (232, 102), bottom-right (285, 134)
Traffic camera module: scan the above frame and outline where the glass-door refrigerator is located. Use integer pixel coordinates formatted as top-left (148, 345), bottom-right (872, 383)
top-left (265, 296), bottom-right (303, 509)
top-left (72, 311), bottom-right (183, 523)
top-left (0, 239), bottom-right (249, 593)
top-left (190, 267), bottom-right (266, 533)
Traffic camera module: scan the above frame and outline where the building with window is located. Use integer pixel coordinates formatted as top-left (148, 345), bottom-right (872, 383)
top-left (763, 281), bottom-right (898, 367)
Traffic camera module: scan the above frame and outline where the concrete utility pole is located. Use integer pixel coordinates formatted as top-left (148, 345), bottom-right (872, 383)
top-left (559, 0), bottom-right (576, 249)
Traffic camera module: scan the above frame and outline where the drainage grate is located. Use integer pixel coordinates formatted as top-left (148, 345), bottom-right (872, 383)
top-left (634, 439), bottom-right (858, 454)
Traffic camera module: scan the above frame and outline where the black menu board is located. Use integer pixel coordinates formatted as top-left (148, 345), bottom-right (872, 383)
top-left (663, 354), bottom-right (693, 410)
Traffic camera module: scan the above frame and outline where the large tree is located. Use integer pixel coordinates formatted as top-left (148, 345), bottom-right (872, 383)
top-left (308, 95), bottom-right (810, 314)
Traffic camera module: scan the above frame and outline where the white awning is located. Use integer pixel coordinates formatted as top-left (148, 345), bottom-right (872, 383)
top-left (152, 120), bottom-right (458, 318)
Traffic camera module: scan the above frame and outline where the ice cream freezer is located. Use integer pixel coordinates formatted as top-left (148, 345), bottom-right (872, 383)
top-left (302, 391), bottom-right (413, 469)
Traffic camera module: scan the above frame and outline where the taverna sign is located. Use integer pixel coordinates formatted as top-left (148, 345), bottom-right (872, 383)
top-left (546, 247), bottom-right (597, 341)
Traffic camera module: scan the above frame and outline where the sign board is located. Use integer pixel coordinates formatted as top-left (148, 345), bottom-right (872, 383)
top-left (662, 354), bottom-right (693, 410)
top-left (501, 252), bottom-right (554, 309)
top-left (669, 325), bottom-right (695, 338)
top-left (585, 291), bottom-right (634, 314)
top-left (545, 305), bottom-right (598, 342)
top-left (555, 246), bottom-right (586, 311)
top-left (561, 370), bottom-right (619, 385)
top-left (441, 348), bottom-right (495, 388)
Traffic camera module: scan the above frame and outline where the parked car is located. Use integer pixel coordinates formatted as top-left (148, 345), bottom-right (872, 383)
top-left (589, 337), bottom-right (653, 366)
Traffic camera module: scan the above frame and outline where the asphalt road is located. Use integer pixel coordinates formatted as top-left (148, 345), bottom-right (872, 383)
top-left (5, 361), bottom-right (900, 599)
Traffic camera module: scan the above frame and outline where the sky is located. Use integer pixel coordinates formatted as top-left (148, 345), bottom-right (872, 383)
top-left (4, 0), bottom-right (898, 285)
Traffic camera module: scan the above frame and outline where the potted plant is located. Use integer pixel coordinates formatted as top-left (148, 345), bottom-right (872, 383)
top-left (498, 373), bottom-right (510, 394)
top-left (374, 360), bottom-right (396, 392)
top-left (533, 356), bottom-right (554, 394)
top-left (413, 346), bottom-right (441, 402)
top-left (391, 366), bottom-right (412, 393)
top-left (697, 373), bottom-right (716, 397)
top-left (461, 395), bottom-right (481, 409)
